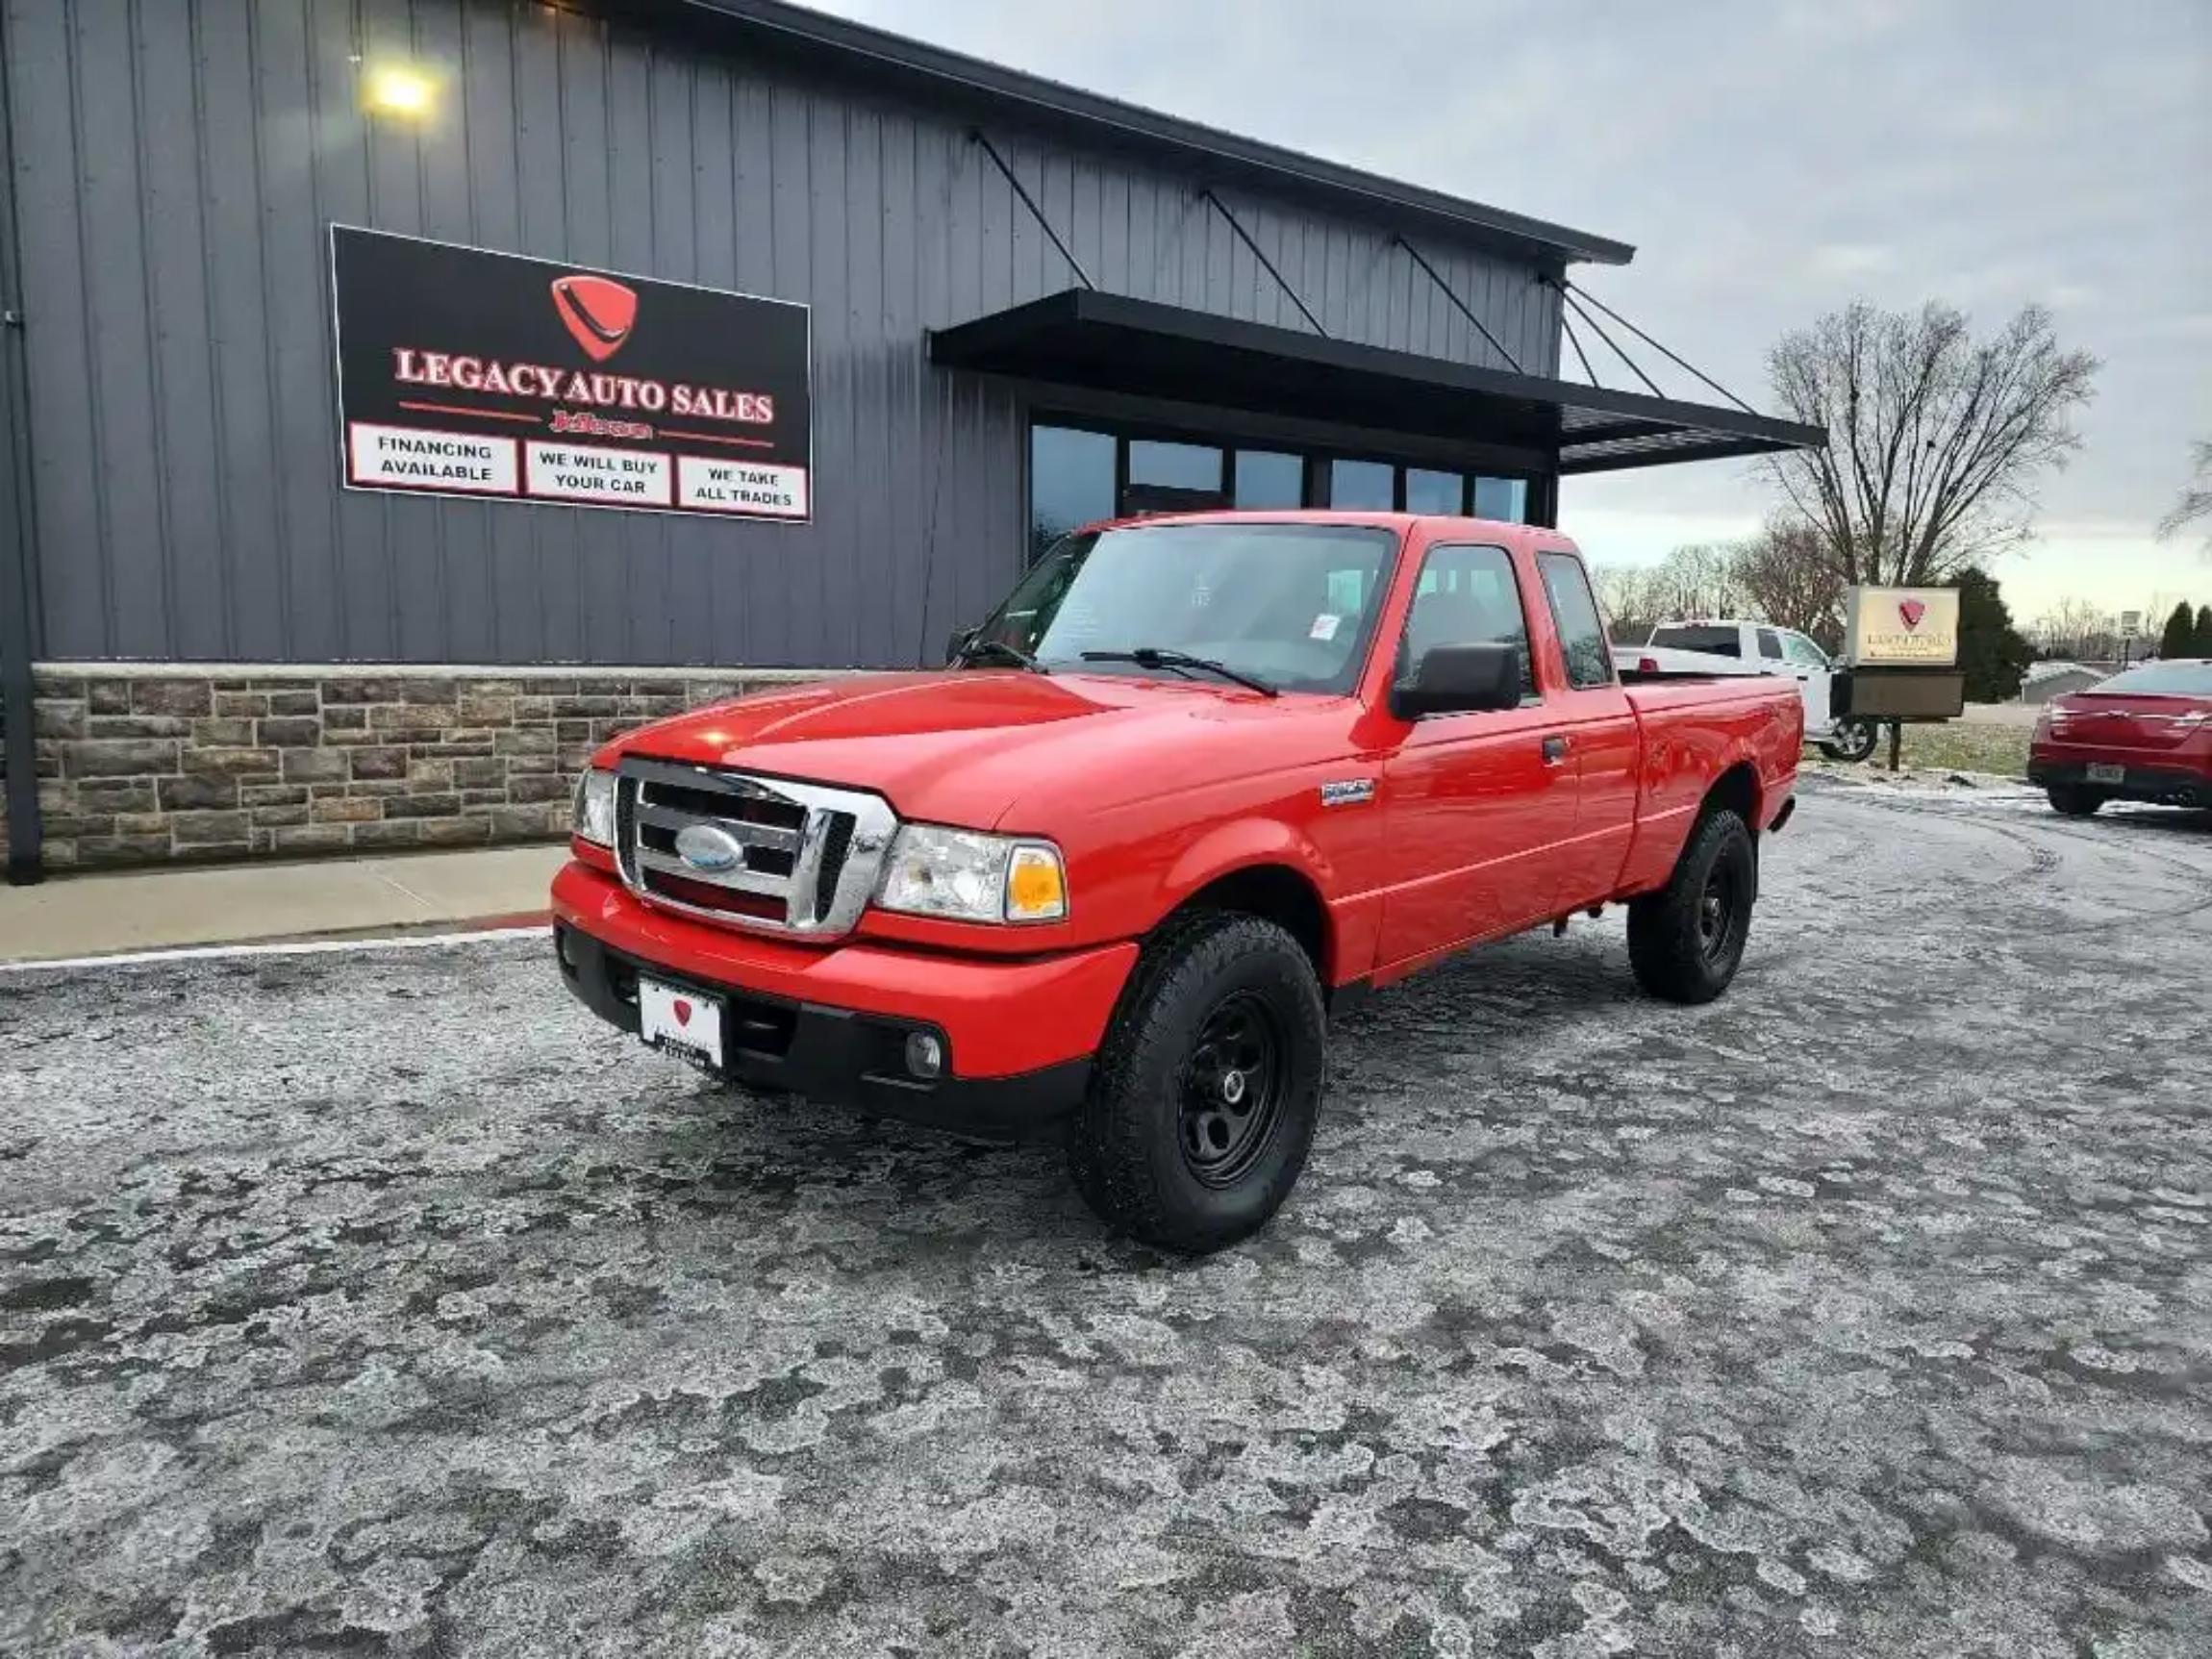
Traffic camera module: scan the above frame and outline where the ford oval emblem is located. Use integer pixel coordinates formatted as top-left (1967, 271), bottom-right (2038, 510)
top-left (674, 823), bottom-right (746, 874)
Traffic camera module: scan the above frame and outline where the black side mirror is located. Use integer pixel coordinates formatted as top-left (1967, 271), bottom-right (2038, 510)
top-left (1390, 643), bottom-right (1522, 718)
top-left (945, 626), bottom-right (976, 666)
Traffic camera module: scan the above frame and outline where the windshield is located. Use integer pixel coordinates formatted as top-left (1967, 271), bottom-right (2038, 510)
top-left (2085, 661), bottom-right (2212, 696)
top-left (970, 522), bottom-right (1399, 694)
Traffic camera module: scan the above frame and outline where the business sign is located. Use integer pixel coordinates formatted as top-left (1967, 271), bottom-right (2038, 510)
top-left (331, 226), bottom-right (811, 521)
top-left (1846, 585), bottom-right (1960, 666)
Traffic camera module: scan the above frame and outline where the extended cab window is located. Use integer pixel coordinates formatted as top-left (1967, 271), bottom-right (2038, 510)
top-left (974, 522), bottom-right (1396, 695)
top-left (1756, 628), bottom-right (1784, 662)
top-left (1537, 553), bottom-right (1616, 690)
top-left (1398, 543), bottom-right (1536, 697)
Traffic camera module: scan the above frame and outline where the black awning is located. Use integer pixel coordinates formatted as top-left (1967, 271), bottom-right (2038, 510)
top-left (927, 289), bottom-right (1823, 474)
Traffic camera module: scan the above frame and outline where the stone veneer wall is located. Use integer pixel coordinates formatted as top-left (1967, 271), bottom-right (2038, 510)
top-left (0, 664), bottom-right (842, 870)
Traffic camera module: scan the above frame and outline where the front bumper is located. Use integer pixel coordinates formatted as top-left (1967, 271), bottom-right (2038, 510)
top-left (551, 861), bottom-right (1136, 1138)
top-left (2027, 754), bottom-right (2211, 807)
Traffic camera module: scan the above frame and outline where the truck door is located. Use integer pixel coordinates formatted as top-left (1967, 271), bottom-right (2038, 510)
top-left (1779, 631), bottom-right (1833, 733)
top-left (1534, 552), bottom-right (1640, 912)
top-left (1374, 542), bottom-right (1571, 968)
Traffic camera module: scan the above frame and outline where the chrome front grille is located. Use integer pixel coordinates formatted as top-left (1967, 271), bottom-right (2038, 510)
top-left (615, 757), bottom-right (896, 938)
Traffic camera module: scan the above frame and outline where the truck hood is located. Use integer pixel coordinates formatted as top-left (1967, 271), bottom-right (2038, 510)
top-left (599, 669), bottom-right (1353, 828)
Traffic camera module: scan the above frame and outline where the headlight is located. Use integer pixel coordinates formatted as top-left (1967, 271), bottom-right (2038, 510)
top-left (874, 826), bottom-right (1067, 923)
top-left (571, 767), bottom-right (617, 847)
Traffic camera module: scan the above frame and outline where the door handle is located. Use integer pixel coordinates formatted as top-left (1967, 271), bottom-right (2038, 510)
top-left (1542, 735), bottom-right (1571, 766)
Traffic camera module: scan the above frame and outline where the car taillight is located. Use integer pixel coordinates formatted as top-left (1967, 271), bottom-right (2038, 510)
top-left (1639, 656), bottom-right (1659, 674)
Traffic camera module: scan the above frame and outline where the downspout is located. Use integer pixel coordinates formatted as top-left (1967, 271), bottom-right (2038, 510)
top-left (0, 13), bottom-right (43, 886)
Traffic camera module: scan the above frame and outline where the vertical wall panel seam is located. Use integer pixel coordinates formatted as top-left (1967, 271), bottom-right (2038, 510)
top-left (242, 0), bottom-right (295, 656)
top-left (303, 7), bottom-right (344, 654)
top-left (514, 5), bottom-right (540, 658)
top-left (127, 0), bottom-right (180, 653)
top-left (185, 0), bottom-right (236, 656)
top-left (63, 3), bottom-right (115, 655)
top-left (0, 0), bottom-right (44, 661)
top-left (347, 0), bottom-right (401, 661)
top-left (641, 33), bottom-right (665, 664)
top-left (411, 0), bottom-right (448, 661)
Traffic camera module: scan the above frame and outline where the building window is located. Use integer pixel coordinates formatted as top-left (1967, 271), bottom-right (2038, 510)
top-left (1026, 418), bottom-right (1544, 561)
top-left (1030, 425), bottom-right (1116, 563)
top-left (1329, 459), bottom-right (1395, 510)
top-left (1472, 475), bottom-right (1528, 523)
top-left (1233, 450), bottom-right (1303, 509)
top-left (1127, 440), bottom-right (1223, 492)
top-left (1404, 468), bottom-right (1463, 515)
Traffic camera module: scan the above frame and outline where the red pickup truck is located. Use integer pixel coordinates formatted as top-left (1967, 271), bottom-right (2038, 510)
top-left (554, 513), bottom-right (1801, 1251)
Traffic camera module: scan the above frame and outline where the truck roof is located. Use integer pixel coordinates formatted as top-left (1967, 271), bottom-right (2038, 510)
top-left (1079, 509), bottom-right (1577, 545)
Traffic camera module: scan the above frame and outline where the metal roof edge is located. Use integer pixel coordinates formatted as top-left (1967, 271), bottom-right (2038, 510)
top-left (657, 0), bottom-right (1637, 266)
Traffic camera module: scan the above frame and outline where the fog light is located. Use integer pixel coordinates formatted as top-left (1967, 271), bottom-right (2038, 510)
top-left (904, 1031), bottom-right (944, 1080)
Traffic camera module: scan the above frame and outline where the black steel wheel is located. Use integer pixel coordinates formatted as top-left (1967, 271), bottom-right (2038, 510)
top-left (1696, 856), bottom-right (1746, 968)
top-left (1068, 911), bottom-right (1326, 1253)
top-left (1627, 809), bottom-right (1756, 1005)
top-left (1177, 991), bottom-right (1289, 1189)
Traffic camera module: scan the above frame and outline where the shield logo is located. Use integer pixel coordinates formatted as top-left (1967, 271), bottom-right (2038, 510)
top-left (1898, 598), bottom-right (1926, 630)
top-left (550, 273), bottom-right (638, 363)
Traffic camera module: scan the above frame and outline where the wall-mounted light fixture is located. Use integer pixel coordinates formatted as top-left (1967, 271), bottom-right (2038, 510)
top-left (364, 63), bottom-right (437, 119)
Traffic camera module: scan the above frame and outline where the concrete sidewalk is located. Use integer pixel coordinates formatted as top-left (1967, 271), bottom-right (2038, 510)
top-left (0, 844), bottom-right (566, 965)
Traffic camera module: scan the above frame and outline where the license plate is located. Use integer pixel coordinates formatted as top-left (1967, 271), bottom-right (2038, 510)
top-left (2087, 763), bottom-right (2125, 785)
top-left (639, 977), bottom-right (723, 1070)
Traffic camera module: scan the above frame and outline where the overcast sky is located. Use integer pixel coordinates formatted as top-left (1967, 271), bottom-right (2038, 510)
top-left (819, 0), bottom-right (2210, 622)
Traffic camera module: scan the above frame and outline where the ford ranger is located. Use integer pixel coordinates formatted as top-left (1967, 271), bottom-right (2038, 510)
top-left (553, 513), bottom-right (1802, 1252)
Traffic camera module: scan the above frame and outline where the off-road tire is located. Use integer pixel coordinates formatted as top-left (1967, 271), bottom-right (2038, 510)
top-left (1626, 809), bottom-right (1756, 1005)
top-left (1068, 911), bottom-right (1326, 1254)
top-left (2047, 784), bottom-right (2105, 817)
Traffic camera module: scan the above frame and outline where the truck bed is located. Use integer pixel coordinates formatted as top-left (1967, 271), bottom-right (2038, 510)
top-left (1613, 673), bottom-right (1803, 896)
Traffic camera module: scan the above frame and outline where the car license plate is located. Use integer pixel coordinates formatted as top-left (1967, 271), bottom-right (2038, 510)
top-left (2087, 763), bottom-right (2125, 785)
top-left (639, 977), bottom-right (723, 1070)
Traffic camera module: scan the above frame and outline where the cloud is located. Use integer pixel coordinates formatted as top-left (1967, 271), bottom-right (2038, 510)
top-left (1806, 244), bottom-right (1898, 281)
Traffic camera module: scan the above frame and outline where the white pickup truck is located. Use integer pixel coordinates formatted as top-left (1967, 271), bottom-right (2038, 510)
top-left (1614, 620), bottom-right (1879, 762)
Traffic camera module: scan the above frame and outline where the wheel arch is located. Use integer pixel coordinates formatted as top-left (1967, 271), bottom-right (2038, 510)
top-left (1154, 819), bottom-right (1337, 989)
top-left (1703, 759), bottom-right (1763, 832)
top-left (1168, 862), bottom-right (1334, 990)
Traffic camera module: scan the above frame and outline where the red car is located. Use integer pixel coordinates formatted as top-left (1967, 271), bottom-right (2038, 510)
top-left (553, 513), bottom-right (1801, 1250)
top-left (2028, 659), bottom-right (2212, 816)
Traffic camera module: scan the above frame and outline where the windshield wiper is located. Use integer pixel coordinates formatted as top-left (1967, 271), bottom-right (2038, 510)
top-left (1080, 647), bottom-right (1279, 697)
top-left (956, 638), bottom-right (1047, 673)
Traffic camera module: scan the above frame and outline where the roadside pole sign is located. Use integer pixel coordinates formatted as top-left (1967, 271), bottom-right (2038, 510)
top-left (331, 226), bottom-right (813, 523)
top-left (1845, 586), bottom-right (1961, 667)
top-left (1838, 586), bottom-right (1966, 768)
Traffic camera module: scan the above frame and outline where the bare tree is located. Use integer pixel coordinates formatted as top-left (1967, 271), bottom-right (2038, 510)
top-left (1647, 543), bottom-right (1743, 620)
top-left (1728, 521), bottom-right (1847, 648)
top-left (1589, 545), bottom-right (1744, 643)
top-left (1761, 302), bottom-right (2099, 584)
top-left (2156, 437), bottom-right (2212, 556)
top-left (1589, 565), bottom-right (1664, 642)
top-left (2032, 598), bottom-right (2119, 662)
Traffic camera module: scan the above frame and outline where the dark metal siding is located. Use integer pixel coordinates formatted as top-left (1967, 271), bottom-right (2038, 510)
top-left (4, 0), bottom-right (1562, 667)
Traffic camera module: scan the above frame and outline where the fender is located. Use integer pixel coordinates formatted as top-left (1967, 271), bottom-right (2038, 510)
top-left (1159, 815), bottom-right (1332, 909)
top-left (1150, 815), bottom-right (1377, 987)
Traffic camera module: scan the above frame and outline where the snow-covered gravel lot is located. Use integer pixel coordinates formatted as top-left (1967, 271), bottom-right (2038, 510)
top-left (4, 780), bottom-right (2208, 1657)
